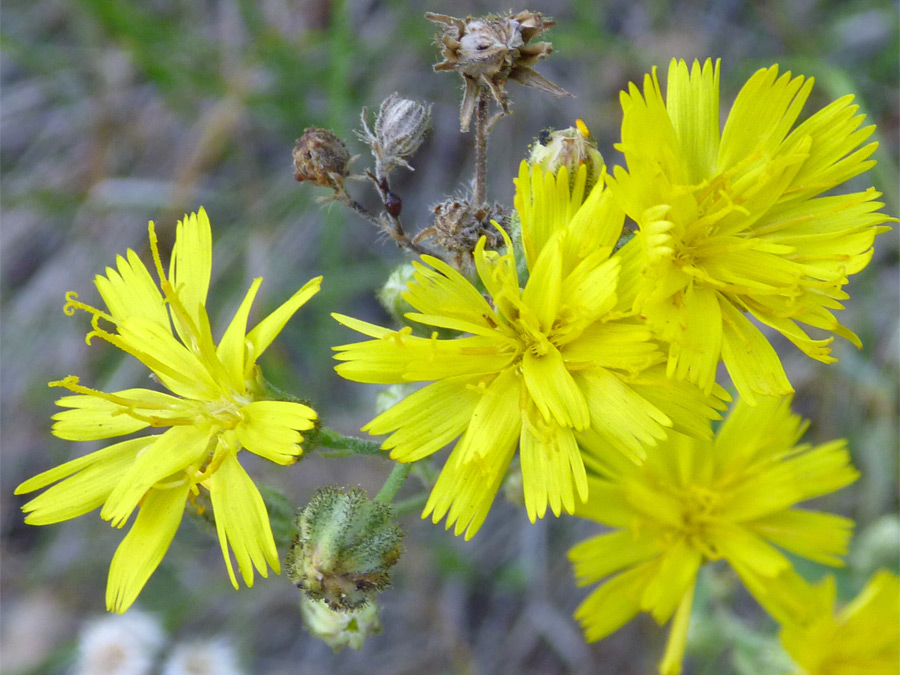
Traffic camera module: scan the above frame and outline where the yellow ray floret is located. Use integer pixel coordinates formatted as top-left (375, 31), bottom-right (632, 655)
top-left (607, 58), bottom-right (893, 403)
top-left (334, 171), bottom-right (726, 538)
top-left (16, 208), bottom-right (321, 613)
top-left (772, 569), bottom-right (900, 675)
top-left (569, 395), bottom-right (858, 675)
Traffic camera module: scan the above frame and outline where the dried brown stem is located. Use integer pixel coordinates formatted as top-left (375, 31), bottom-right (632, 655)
top-left (473, 89), bottom-right (490, 207)
top-left (335, 187), bottom-right (439, 260)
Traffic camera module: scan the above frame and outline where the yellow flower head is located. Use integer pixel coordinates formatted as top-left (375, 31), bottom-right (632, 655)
top-left (778, 569), bottom-right (900, 675)
top-left (334, 164), bottom-right (725, 539)
top-left (15, 208), bottom-right (322, 613)
top-left (608, 59), bottom-right (893, 404)
top-left (568, 395), bottom-right (859, 675)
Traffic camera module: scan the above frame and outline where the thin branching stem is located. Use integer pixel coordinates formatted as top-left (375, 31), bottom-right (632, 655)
top-left (473, 88), bottom-right (490, 206)
top-left (334, 188), bottom-right (438, 259)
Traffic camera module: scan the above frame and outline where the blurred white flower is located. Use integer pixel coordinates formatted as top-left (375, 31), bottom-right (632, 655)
top-left (161, 638), bottom-right (243, 675)
top-left (73, 610), bottom-right (165, 675)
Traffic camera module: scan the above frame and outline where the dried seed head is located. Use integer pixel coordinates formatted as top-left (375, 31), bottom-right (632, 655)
top-left (417, 198), bottom-right (508, 265)
top-left (293, 128), bottom-right (353, 191)
top-left (359, 93), bottom-right (432, 173)
top-left (286, 486), bottom-right (404, 611)
top-left (529, 119), bottom-right (605, 197)
top-left (426, 10), bottom-right (571, 131)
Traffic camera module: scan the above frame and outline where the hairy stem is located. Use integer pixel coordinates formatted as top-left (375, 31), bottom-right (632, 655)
top-left (315, 427), bottom-right (384, 456)
top-left (335, 190), bottom-right (437, 258)
top-left (375, 462), bottom-right (414, 503)
top-left (473, 88), bottom-right (490, 206)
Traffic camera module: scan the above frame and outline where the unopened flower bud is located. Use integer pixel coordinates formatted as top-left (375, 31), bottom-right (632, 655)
top-left (287, 486), bottom-right (404, 611)
top-left (360, 93), bottom-right (432, 173)
top-left (299, 596), bottom-right (381, 652)
top-left (293, 128), bottom-right (353, 190)
top-left (529, 119), bottom-right (605, 197)
top-left (377, 263), bottom-right (417, 324)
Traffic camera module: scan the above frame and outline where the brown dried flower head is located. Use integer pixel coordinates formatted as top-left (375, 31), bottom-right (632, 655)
top-left (426, 10), bottom-right (571, 131)
top-left (415, 197), bottom-right (508, 265)
top-left (359, 93), bottom-right (432, 173)
top-left (293, 127), bottom-right (353, 191)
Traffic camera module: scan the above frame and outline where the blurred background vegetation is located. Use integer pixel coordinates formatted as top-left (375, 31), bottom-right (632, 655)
top-left (1, 0), bottom-right (897, 673)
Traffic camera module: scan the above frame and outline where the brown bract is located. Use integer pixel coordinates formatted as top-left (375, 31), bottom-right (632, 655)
top-left (293, 127), bottom-right (354, 191)
top-left (426, 10), bottom-right (571, 131)
top-left (414, 197), bottom-right (508, 266)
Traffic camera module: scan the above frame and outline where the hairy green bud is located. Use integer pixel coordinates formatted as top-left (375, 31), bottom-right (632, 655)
top-left (287, 486), bottom-right (404, 611)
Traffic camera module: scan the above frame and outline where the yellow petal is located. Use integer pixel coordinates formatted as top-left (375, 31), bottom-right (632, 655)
top-left (454, 367), bottom-right (522, 464)
top-left (710, 521), bottom-right (792, 577)
top-left (575, 369), bottom-right (670, 456)
top-left (720, 300), bottom-right (793, 404)
top-left (568, 529), bottom-right (660, 585)
top-left (403, 256), bottom-right (500, 337)
top-left (168, 209), bottom-right (212, 342)
top-left (719, 66), bottom-right (812, 170)
top-left (216, 277), bottom-right (262, 390)
top-left (562, 322), bottom-right (660, 372)
top-left (640, 542), bottom-right (701, 624)
top-left (658, 585), bottom-right (696, 675)
top-left (574, 561), bottom-right (659, 642)
top-left (422, 383), bottom-right (520, 540)
top-left (335, 331), bottom-right (510, 384)
top-left (520, 421), bottom-right (586, 521)
top-left (106, 482), bottom-right (190, 613)
top-left (521, 235), bottom-right (562, 332)
top-left (749, 509), bottom-right (854, 566)
top-left (101, 425), bottom-right (214, 528)
top-left (666, 284), bottom-right (722, 392)
top-left (666, 58), bottom-right (720, 184)
top-left (208, 453), bottom-right (280, 588)
top-left (17, 438), bottom-right (150, 524)
top-left (236, 400), bottom-right (315, 464)
top-left (364, 376), bottom-right (482, 462)
top-left (116, 316), bottom-right (219, 401)
top-left (95, 249), bottom-right (167, 328)
top-left (246, 276), bottom-right (322, 366)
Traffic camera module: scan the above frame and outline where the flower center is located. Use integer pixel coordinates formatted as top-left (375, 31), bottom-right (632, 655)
top-left (671, 484), bottom-right (723, 560)
top-left (203, 394), bottom-right (250, 430)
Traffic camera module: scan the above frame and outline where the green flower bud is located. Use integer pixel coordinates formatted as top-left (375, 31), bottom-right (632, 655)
top-left (287, 486), bottom-right (404, 611)
top-left (528, 119), bottom-right (605, 198)
top-left (299, 596), bottom-right (381, 652)
top-left (377, 263), bottom-right (417, 324)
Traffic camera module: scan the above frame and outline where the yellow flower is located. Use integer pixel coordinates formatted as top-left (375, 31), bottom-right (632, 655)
top-left (608, 59), bottom-right (892, 403)
top-left (334, 164), bottom-right (725, 539)
top-left (568, 395), bottom-right (858, 675)
top-left (15, 208), bottom-right (322, 613)
top-left (776, 569), bottom-right (900, 675)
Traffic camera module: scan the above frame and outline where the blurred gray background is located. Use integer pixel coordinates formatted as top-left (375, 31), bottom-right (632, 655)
top-left (2, 1), bottom-right (898, 673)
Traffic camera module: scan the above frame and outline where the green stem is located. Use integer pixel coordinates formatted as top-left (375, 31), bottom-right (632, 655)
top-left (374, 462), bottom-right (414, 503)
top-left (393, 493), bottom-right (428, 515)
top-left (315, 427), bottom-right (384, 456)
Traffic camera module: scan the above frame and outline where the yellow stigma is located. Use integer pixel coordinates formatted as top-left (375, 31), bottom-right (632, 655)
top-left (575, 118), bottom-right (590, 138)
